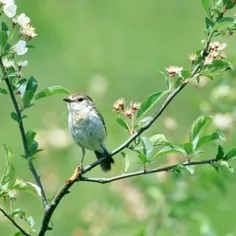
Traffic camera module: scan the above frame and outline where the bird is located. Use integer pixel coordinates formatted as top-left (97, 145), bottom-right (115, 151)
top-left (63, 93), bottom-right (114, 172)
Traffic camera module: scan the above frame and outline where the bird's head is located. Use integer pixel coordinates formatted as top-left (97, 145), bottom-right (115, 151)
top-left (63, 93), bottom-right (94, 113)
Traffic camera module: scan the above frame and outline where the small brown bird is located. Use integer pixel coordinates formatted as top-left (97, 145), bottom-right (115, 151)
top-left (63, 93), bottom-right (114, 171)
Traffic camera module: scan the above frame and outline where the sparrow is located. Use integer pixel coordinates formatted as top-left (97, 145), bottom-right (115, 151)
top-left (63, 93), bottom-right (114, 172)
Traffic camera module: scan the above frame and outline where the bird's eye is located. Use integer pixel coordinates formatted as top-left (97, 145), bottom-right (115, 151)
top-left (77, 97), bottom-right (84, 102)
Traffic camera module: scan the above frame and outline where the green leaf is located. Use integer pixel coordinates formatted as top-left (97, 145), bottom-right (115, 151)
top-left (26, 130), bottom-right (40, 156)
top-left (10, 208), bottom-right (26, 218)
top-left (201, 0), bottom-right (211, 14)
top-left (149, 134), bottom-right (168, 146)
top-left (0, 31), bottom-right (8, 48)
top-left (10, 112), bottom-right (19, 122)
top-left (0, 88), bottom-right (8, 95)
top-left (14, 232), bottom-right (24, 236)
top-left (183, 142), bottom-right (193, 155)
top-left (160, 71), bottom-right (171, 91)
top-left (136, 91), bottom-right (168, 119)
top-left (196, 132), bottom-right (225, 149)
top-left (190, 115), bottom-right (212, 142)
top-left (181, 70), bottom-right (191, 80)
top-left (1, 22), bottom-right (8, 32)
top-left (121, 152), bottom-right (129, 173)
top-left (212, 17), bottom-right (234, 32)
top-left (22, 76), bottom-right (38, 107)
top-left (136, 116), bottom-right (152, 127)
top-left (138, 153), bottom-right (148, 165)
top-left (154, 145), bottom-right (187, 159)
top-left (141, 137), bottom-right (153, 157)
top-left (0, 144), bottom-right (15, 185)
top-left (116, 117), bottom-right (129, 131)
top-left (26, 130), bottom-right (36, 148)
top-left (224, 148), bottom-right (236, 161)
top-left (205, 17), bottom-right (214, 30)
top-left (220, 160), bottom-right (234, 173)
top-left (216, 145), bottom-right (224, 161)
top-left (35, 86), bottom-right (70, 100)
top-left (184, 165), bottom-right (195, 175)
top-left (13, 179), bottom-right (42, 198)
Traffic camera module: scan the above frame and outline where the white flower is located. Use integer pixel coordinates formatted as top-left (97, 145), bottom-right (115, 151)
top-left (2, 58), bottom-right (14, 68)
top-left (14, 13), bottom-right (30, 27)
top-left (165, 65), bottom-right (183, 77)
top-left (2, 1), bottom-right (17, 18)
top-left (20, 24), bottom-right (37, 39)
top-left (17, 60), bottom-right (28, 67)
top-left (13, 40), bottom-right (28, 55)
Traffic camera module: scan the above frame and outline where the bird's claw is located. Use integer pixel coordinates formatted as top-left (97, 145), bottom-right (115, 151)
top-left (66, 164), bottom-right (82, 184)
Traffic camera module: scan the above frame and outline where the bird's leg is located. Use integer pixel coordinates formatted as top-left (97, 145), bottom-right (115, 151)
top-left (66, 148), bottom-right (85, 184)
top-left (80, 147), bottom-right (86, 171)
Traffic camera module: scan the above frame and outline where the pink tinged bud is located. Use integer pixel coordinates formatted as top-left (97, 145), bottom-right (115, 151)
top-left (188, 53), bottom-right (197, 62)
top-left (113, 102), bottom-right (120, 113)
top-left (165, 65), bottom-right (183, 77)
top-left (130, 101), bottom-right (140, 112)
top-left (115, 97), bottom-right (126, 111)
top-left (124, 108), bottom-right (133, 119)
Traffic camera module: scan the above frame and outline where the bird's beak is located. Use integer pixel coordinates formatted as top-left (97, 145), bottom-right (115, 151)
top-left (63, 98), bottom-right (71, 103)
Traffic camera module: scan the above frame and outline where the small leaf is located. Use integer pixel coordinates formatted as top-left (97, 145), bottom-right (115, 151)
top-left (160, 71), bottom-right (171, 91)
top-left (0, 144), bottom-right (15, 185)
top-left (141, 137), bottom-right (153, 157)
top-left (0, 31), bottom-right (8, 48)
top-left (220, 160), bottom-right (234, 173)
top-left (190, 115), bottom-right (212, 142)
top-left (138, 153), bottom-right (148, 165)
top-left (205, 17), bottom-right (214, 30)
top-left (137, 116), bottom-right (152, 127)
top-left (35, 86), bottom-right (70, 100)
top-left (224, 148), bottom-right (236, 161)
top-left (26, 130), bottom-right (37, 148)
top-left (13, 179), bottom-right (42, 198)
top-left (10, 112), bottom-right (19, 122)
top-left (212, 17), bottom-right (234, 32)
top-left (121, 152), bottom-right (129, 173)
top-left (149, 134), bottom-right (168, 146)
top-left (201, 0), bottom-right (211, 14)
top-left (1, 22), bottom-right (8, 32)
top-left (196, 132), bottom-right (225, 149)
top-left (216, 145), bottom-right (224, 161)
top-left (184, 165), bottom-right (195, 175)
top-left (10, 208), bottom-right (26, 218)
top-left (136, 91), bottom-right (168, 119)
top-left (154, 145), bottom-right (187, 159)
top-left (183, 142), bottom-right (193, 155)
top-left (116, 117), bottom-right (129, 131)
top-left (22, 76), bottom-right (38, 107)
top-left (0, 88), bottom-right (8, 95)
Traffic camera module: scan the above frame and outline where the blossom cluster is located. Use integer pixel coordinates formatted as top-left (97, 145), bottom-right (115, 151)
top-left (113, 98), bottom-right (140, 119)
top-left (0, 0), bottom-right (37, 74)
top-left (204, 41), bottom-right (227, 65)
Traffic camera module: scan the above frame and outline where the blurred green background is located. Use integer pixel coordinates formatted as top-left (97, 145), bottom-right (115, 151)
top-left (0, 0), bottom-right (236, 235)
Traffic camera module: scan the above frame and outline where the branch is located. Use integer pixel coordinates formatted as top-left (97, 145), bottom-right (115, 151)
top-left (0, 208), bottom-right (30, 236)
top-left (37, 9), bottom-right (226, 236)
top-left (80, 158), bottom-right (216, 184)
top-left (0, 58), bottom-right (48, 208)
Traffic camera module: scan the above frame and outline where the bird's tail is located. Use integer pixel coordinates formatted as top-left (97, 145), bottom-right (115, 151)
top-left (94, 150), bottom-right (114, 172)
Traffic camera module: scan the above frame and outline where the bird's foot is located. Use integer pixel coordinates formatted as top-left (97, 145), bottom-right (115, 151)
top-left (66, 164), bottom-right (82, 184)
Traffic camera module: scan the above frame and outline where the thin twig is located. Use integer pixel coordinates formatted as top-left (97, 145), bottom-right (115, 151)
top-left (0, 58), bottom-right (48, 208)
top-left (37, 9), bottom-right (226, 236)
top-left (80, 158), bottom-right (216, 184)
top-left (0, 208), bottom-right (30, 236)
